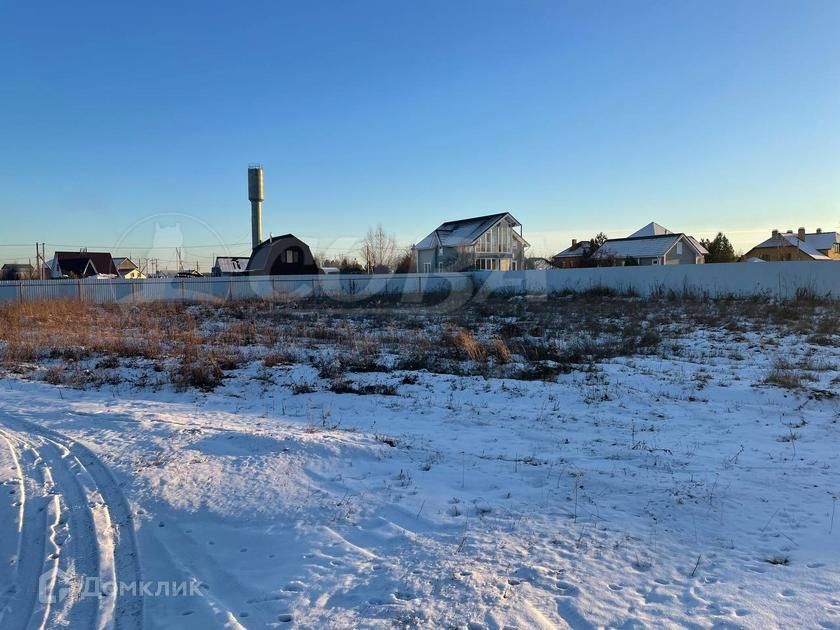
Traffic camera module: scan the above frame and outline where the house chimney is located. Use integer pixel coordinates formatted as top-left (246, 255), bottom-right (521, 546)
top-left (797, 227), bottom-right (806, 241)
top-left (571, 238), bottom-right (577, 248)
top-left (771, 229), bottom-right (779, 238)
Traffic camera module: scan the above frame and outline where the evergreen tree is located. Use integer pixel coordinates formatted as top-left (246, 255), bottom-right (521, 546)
top-left (700, 232), bottom-right (737, 263)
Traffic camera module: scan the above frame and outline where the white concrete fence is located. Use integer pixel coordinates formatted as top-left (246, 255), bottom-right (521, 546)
top-left (0, 262), bottom-right (838, 305)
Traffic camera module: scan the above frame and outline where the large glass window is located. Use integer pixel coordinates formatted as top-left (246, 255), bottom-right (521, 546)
top-left (476, 222), bottom-right (517, 254)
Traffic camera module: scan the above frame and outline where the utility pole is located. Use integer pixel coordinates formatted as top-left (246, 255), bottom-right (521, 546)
top-left (35, 242), bottom-right (47, 280)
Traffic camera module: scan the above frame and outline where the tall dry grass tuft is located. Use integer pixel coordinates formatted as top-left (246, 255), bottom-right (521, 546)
top-left (450, 327), bottom-right (486, 362)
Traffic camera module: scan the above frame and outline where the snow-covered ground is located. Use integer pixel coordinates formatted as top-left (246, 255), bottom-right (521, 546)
top-left (0, 302), bottom-right (839, 628)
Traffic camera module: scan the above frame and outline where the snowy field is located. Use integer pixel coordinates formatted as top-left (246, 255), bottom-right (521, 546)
top-left (0, 296), bottom-right (838, 629)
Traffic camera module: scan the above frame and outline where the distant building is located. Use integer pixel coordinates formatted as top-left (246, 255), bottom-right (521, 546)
top-left (245, 234), bottom-right (320, 275)
top-left (552, 240), bottom-right (592, 268)
top-left (742, 228), bottom-right (839, 262)
top-left (113, 257), bottom-right (145, 279)
top-left (526, 257), bottom-right (554, 271)
top-left (414, 212), bottom-right (529, 273)
top-left (51, 251), bottom-right (119, 278)
top-left (593, 223), bottom-right (707, 266)
top-left (211, 256), bottom-right (250, 277)
top-left (0, 263), bottom-right (35, 280)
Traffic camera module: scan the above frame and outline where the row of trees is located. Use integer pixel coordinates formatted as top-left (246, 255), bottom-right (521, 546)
top-left (317, 225), bottom-right (413, 274)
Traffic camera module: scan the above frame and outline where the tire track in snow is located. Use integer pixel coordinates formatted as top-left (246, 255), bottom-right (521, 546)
top-left (0, 429), bottom-right (61, 630)
top-left (0, 418), bottom-right (144, 630)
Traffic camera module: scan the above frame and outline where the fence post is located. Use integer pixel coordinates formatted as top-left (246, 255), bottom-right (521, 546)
top-left (18, 281), bottom-right (23, 304)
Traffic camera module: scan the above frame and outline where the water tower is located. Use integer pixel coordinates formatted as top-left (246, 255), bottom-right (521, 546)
top-left (248, 164), bottom-right (264, 249)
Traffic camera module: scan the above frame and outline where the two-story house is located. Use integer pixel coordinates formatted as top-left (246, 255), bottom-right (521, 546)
top-left (414, 213), bottom-right (529, 272)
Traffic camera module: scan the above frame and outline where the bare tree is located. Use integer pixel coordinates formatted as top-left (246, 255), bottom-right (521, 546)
top-left (360, 225), bottom-right (398, 273)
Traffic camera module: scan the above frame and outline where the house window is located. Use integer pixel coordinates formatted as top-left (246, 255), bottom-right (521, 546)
top-left (676, 241), bottom-right (683, 255)
top-left (477, 223), bottom-right (516, 255)
top-left (511, 261), bottom-right (517, 271)
top-left (475, 258), bottom-right (499, 271)
top-left (423, 262), bottom-right (431, 273)
top-left (283, 247), bottom-right (302, 264)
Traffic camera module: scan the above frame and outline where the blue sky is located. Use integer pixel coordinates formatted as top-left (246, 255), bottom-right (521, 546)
top-left (1, 0), bottom-right (838, 267)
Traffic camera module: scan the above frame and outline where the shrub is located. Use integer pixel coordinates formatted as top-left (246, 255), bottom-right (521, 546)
top-left (171, 356), bottom-right (223, 391)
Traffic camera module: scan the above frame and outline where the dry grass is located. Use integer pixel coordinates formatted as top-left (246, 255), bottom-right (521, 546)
top-left (1, 294), bottom-right (837, 390)
top-left (450, 327), bottom-right (486, 362)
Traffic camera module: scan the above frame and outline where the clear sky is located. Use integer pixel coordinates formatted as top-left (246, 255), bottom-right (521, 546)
top-left (1, 0), bottom-right (838, 269)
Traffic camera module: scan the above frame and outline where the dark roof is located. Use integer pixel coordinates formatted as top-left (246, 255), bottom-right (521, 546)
top-left (246, 234), bottom-right (319, 275)
top-left (250, 234), bottom-right (298, 255)
top-left (54, 251), bottom-right (118, 276)
top-left (416, 212), bottom-right (528, 249)
top-left (1, 263), bottom-right (34, 271)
